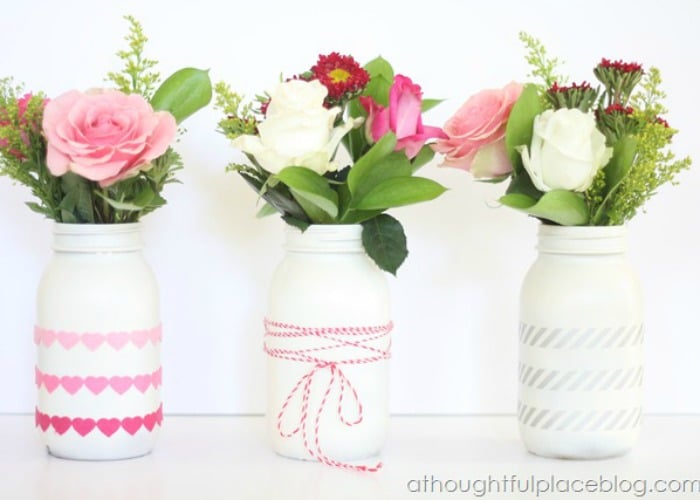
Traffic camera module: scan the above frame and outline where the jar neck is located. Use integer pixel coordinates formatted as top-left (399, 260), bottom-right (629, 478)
top-left (52, 223), bottom-right (143, 253)
top-left (284, 225), bottom-right (363, 253)
top-left (536, 225), bottom-right (627, 256)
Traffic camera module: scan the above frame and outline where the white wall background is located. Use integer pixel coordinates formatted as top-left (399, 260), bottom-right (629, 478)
top-left (1, 0), bottom-right (698, 415)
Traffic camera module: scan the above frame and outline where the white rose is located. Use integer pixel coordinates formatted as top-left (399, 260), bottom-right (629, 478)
top-left (232, 80), bottom-right (361, 175)
top-left (518, 108), bottom-right (613, 192)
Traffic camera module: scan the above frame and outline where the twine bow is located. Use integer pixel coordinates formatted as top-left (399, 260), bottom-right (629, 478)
top-left (264, 319), bottom-right (393, 472)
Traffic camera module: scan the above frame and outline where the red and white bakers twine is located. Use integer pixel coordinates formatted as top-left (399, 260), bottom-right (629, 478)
top-left (264, 319), bottom-right (393, 472)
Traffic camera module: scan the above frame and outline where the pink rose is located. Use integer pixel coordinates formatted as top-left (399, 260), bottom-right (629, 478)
top-left (435, 81), bottom-right (522, 178)
top-left (360, 74), bottom-right (446, 159)
top-left (43, 89), bottom-right (176, 187)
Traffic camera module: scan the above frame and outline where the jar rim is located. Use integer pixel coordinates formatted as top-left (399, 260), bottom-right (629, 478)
top-left (53, 222), bottom-right (142, 235)
top-left (537, 224), bottom-right (627, 254)
top-left (284, 224), bottom-right (363, 253)
top-left (52, 222), bottom-right (143, 252)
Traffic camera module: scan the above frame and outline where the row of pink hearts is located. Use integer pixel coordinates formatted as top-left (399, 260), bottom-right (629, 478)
top-left (34, 325), bottom-right (162, 350)
top-left (35, 404), bottom-right (163, 437)
top-left (35, 367), bottom-right (162, 395)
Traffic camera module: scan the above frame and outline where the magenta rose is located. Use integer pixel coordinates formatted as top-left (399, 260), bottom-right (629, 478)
top-left (360, 74), bottom-right (446, 159)
top-left (43, 89), bottom-right (176, 187)
top-left (434, 81), bottom-right (522, 178)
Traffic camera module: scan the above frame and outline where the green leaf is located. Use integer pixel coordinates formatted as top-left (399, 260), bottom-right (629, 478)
top-left (499, 193), bottom-right (537, 209)
top-left (340, 209), bottom-right (383, 224)
top-left (361, 213), bottom-right (408, 275)
top-left (411, 145), bottom-right (435, 172)
top-left (355, 176), bottom-right (447, 210)
top-left (288, 193), bottom-right (331, 223)
top-left (421, 98), bottom-right (443, 112)
top-left (151, 68), bottom-right (213, 123)
top-left (505, 84), bottom-right (544, 173)
top-left (590, 135), bottom-right (638, 225)
top-left (282, 215), bottom-right (310, 232)
top-left (348, 151), bottom-right (412, 208)
top-left (605, 135), bottom-right (638, 194)
top-left (26, 202), bottom-right (52, 217)
top-left (347, 133), bottom-right (397, 195)
top-left (500, 190), bottom-right (589, 226)
top-left (256, 203), bottom-right (278, 218)
top-left (60, 173), bottom-right (95, 223)
top-left (505, 170), bottom-right (544, 199)
top-left (276, 166), bottom-right (339, 220)
top-left (238, 170), bottom-right (308, 222)
top-left (363, 57), bottom-right (395, 107)
top-left (95, 191), bottom-right (144, 212)
top-left (60, 210), bottom-right (78, 224)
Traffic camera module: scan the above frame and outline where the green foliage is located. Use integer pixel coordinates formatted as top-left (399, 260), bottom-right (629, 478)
top-left (592, 68), bottom-right (691, 225)
top-left (354, 176), bottom-right (446, 211)
top-left (545, 84), bottom-right (600, 112)
top-left (0, 82), bottom-right (62, 219)
top-left (214, 81), bottom-right (258, 140)
top-left (519, 32), bottom-right (567, 90)
top-left (605, 120), bottom-right (690, 225)
top-left (151, 68), bottom-right (212, 124)
top-left (587, 135), bottom-right (638, 225)
top-left (504, 84), bottom-right (544, 173)
top-left (361, 213), bottom-right (408, 275)
top-left (276, 167), bottom-right (339, 221)
top-left (106, 15), bottom-right (160, 99)
top-left (500, 190), bottom-right (589, 226)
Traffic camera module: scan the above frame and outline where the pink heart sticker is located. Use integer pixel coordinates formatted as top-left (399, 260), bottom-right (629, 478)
top-left (151, 326), bottom-right (163, 343)
top-left (131, 329), bottom-right (149, 348)
top-left (43, 374), bottom-right (60, 393)
top-left (51, 416), bottom-right (72, 435)
top-left (38, 411), bottom-right (51, 432)
top-left (42, 329), bottom-right (56, 347)
top-left (155, 404), bottom-right (163, 425)
top-left (72, 418), bottom-right (96, 437)
top-left (122, 416), bottom-right (143, 435)
top-left (143, 412), bottom-right (157, 431)
top-left (153, 367), bottom-right (162, 387)
top-left (81, 333), bottom-right (105, 351)
top-left (57, 332), bottom-right (80, 350)
top-left (60, 376), bottom-right (84, 395)
top-left (35, 367), bottom-right (41, 386)
top-left (106, 332), bottom-right (129, 350)
top-left (33, 328), bottom-right (41, 345)
top-left (133, 375), bottom-right (151, 393)
top-left (97, 418), bottom-right (120, 437)
top-left (109, 376), bottom-right (133, 395)
top-left (84, 376), bottom-right (109, 395)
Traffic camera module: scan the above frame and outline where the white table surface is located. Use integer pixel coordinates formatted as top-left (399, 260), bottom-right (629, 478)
top-left (1, 415), bottom-right (699, 500)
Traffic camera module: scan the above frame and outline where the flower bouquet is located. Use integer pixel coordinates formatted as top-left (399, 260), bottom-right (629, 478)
top-left (1, 16), bottom-right (212, 460)
top-left (216, 53), bottom-right (446, 469)
top-left (0, 16), bottom-right (212, 223)
top-left (436, 32), bottom-right (690, 226)
top-left (216, 52), bottom-right (447, 274)
top-left (436, 33), bottom-right (691, 459)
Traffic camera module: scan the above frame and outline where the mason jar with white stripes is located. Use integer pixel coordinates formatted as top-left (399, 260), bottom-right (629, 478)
top-left (518, 225), bottom-right (643, 459)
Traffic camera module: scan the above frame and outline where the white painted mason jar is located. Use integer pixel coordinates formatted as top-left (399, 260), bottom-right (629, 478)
top-left (518, 225), bottom-right (643, 459)
top-left (265, 225), bottom-right (391, 468)
top-left (35, 223), bottom-right (162, 460)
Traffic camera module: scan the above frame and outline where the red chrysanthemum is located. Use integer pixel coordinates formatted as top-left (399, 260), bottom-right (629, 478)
top-left (655, 116), bottom-right (670, 128)
top-left (604, 104), bottom-right (635, 115)
top-left (599, 58), bottom-right (643, 73)
top-left (311, 52), bottom-right (369, 102)
top-left (549, 81), bottom-right (592, 93)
